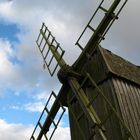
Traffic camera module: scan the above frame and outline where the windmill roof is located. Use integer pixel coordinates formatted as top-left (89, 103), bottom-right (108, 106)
top-left (100, 47), bottom-right (140, 85)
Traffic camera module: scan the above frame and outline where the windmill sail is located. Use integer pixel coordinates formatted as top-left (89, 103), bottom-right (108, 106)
top-left (30, 91), bottom-right (66, 140)
top-left (75, 0), bottom-right (128, 66)
top-left (36, 23), bottom-right (65, 76)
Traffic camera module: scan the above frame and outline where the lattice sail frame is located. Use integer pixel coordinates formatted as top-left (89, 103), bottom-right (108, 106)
top-left (36, 23), bottom-right (65, 76)
top-left (75, 0), bottom-right (128, 51)
top-left (30, 91), bottom-right (66, 140)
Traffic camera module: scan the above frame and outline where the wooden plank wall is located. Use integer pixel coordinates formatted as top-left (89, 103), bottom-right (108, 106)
top-left (112, 78), bottom-right (140, 140)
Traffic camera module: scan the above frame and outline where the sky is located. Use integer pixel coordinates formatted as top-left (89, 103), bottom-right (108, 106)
top-left (0, 0), bottom-right (140, 140)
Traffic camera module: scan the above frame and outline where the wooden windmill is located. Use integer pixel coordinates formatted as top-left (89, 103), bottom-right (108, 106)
top-left (30, 0), bottom-right (140, 140)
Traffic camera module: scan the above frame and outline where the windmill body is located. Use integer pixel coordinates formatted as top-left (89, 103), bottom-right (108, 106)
top-left (30, 0), bottom-right (140, 140)
top-left (68, 46), bottom-right (140, 140)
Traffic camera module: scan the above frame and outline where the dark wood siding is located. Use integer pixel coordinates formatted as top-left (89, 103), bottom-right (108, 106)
top-left (68, 78), bottom-right (125, 140)
top-left (112, 77), bottom-right (140, 140)
top-left (68, 47), bottom-right (140, 140)
top-left (68, 76), bottom-right (140, 140)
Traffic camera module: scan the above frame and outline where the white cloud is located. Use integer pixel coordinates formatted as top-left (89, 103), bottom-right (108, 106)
top-left (0, 0), bottom-right (66, 97)
top-left (0, 119), bottom-right (33, 140)
top-left (32, 127), bottom-right (70, 140)
top-left (0, 38), bottom-right (14, 77)
top-left (9, 91), bottom-right (48, 112)
top-left (0, 119), bottom-right (70, 140)
top-left (0, 38), bottom-right (20, 94)
top-left (35, 91), bottom-right (49, 101)
top-left (22, 91), bottom-right (51, 112)
top-left (48, 127), bottom-right (70, 140)
top-left (0, 37), bottom-right (43, 95)
top-left (10, 105), bottom-right (20, 110)
top-left (0, 1), bottom-right (12, 18)
top-left (23, 89), bottom-right (63, 113)
top-left (10, 90), bottom-right (62, 113)
top-left (24, 102), bottom-right (45, 113)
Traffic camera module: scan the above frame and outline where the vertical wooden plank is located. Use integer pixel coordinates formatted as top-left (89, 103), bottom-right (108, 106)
top-left (112, 77), bottom-right (140, 140)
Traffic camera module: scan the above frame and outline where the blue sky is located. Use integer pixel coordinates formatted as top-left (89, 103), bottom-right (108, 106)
top-left (0, 23), bottom-right (19, 42)
top-left (0, 0), bottom-right (140, 140)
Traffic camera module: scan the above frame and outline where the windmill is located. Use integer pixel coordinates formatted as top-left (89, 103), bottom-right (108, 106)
top-left (30, 0), bottom-right (140, 140)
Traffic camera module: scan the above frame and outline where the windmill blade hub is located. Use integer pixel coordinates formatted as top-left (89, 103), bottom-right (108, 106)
top-left (57, 66), bottom-right (82, 84)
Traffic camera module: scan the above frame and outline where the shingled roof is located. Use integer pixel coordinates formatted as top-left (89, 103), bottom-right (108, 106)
top-left (100, 47), bottom-right (140, 85)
